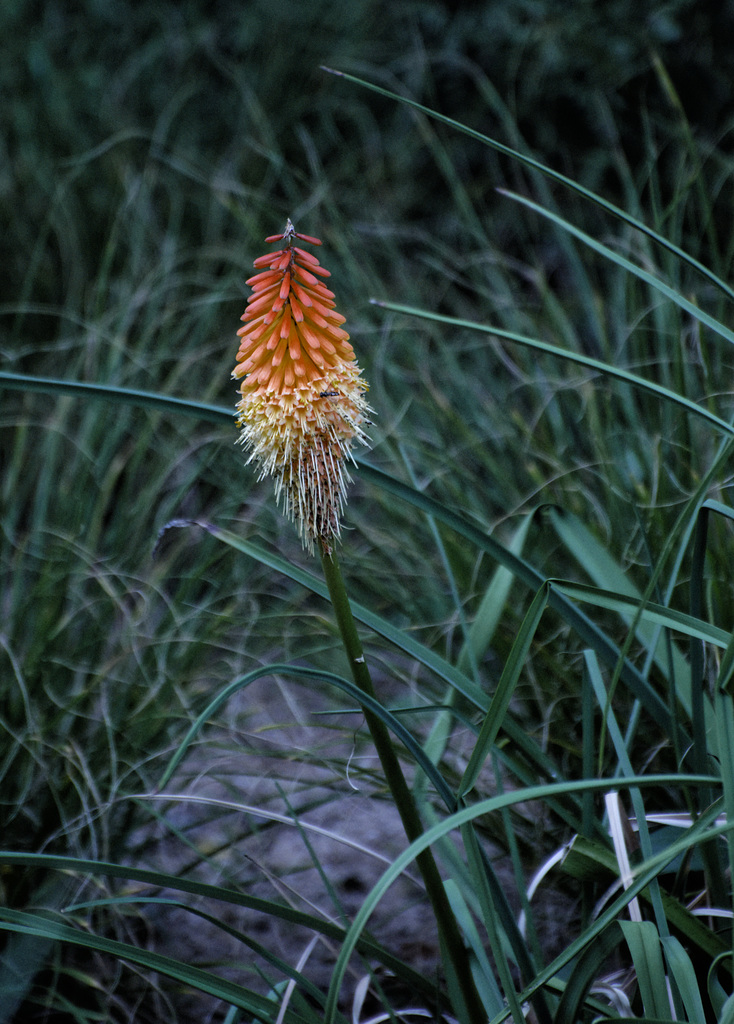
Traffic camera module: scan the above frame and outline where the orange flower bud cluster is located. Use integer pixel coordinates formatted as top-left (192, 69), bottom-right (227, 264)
top-left (233, 220), bottom-right (371, 552)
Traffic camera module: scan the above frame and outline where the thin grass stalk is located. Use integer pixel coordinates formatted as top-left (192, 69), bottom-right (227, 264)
top-left (712, 631), bottom-right (734, 964)
top-left (318, 542), bottom-right (488, 1024)
top-left (689, 503), bottom-right (728, 912)
top-left (324, 66), bottom-right (734, 303)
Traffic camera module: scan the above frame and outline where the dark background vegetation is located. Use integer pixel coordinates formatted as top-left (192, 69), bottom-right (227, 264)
top-left (4, 0), bottom-right (734, 326)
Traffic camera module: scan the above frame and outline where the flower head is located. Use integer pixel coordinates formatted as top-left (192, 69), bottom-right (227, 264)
top-left (233, 220), bottom-right (371, 553)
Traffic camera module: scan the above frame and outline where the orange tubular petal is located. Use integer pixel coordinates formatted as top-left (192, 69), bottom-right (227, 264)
top-left (301, 292), bottom-right (335, 315)
top-left (294, 231), bottom-right (322, 245)
top-left (246, 269), bottom-right (282, 287)
top-left (246, 283), bottom-right (280, 306)
top-left (326, 324), bottom-right (350, 341)
top-left (262, 361), bottom-right (281, 387)
top-left (279, 306), bottom-right (293, 338)
top-left (290, 281), bottom-right (314, 307)
top-left (299, 323), bottom-right (337, 358)
top-left (318, 335), bottom-right (336, 355)
top-left (240, 309), bottom-right (268, 325)
top-left (288, 332), bottom-right (302, 360)
top-left (293, 265), bottom-right (320, 287)
top-left (304, 310), bottom-right (329, 330)
top-left (262, 308), bottom-right (282, 326)
top-left (270, 335), bottom-right (288, 367)
top-left (253, 252), bottom-right (280, 268)
top-left (296, 324), bottom-right (326, 364)
top-left (237, 339), bottom-right (268, 369)
top-left (310, 347), bottom-right (327, 368)
top-left (246, 290), bottom-right (281, 317)
top-left (249, 283), bottom-right (282, 302)
top-left (237, 320), bottom-right (272, 344)
top-left (297, 322), bottom-right (321, 350)
top-left (295, 259), bottom-right (330, 277)
top-left (293, 247), bottom-right (321, 266)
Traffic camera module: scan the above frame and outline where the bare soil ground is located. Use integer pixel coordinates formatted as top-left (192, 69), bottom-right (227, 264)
top-left (131, 671), bottom-right (574, 1022)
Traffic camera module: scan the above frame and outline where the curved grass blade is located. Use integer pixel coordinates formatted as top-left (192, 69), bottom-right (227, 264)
top-left (556, 581), bottom-right (730, 651)
top-left (458, 582), bottom-right (551, 800)
top-left (61, 895), bottom-right (334, 1013)
top-left (458, 511), bottom-right (535, 674)
top-left (322, 67), bottom-right (734, 304)
top-left (551, 922), bottom-right (623, 1024)
top-left (176, 520), bottom-right (491, 716)
top-left (619, 920), bottom-right (671, 1019)
top-left (689, 500), bottom-right (732, 905)
top-left (0, 908), bottom-right (310, 1022)
top-left (716, 620), bottom-right (734, 697)
top-left (458, 826), bottom-right (538, 1024)
top-left (354, 465), bottom-right (686, 745)
top-left (0, 852), bottom-right (437, 1002)
top-left (661, 935), bottom-right (707, 1024)
top-left (501, 802), bottom-right (732, 1024)
top-left (549, 507), bottom-right (692, 692)
top-left (0, 371), bottom-right (230, 424)
top-left (584, 651), bottom-right (669, 946)
top-left (592, 1017), bottom-right (676, 1023)
top-left (157, 661), bottom-right (456, 811)
top-left (197, 519), bottom-right (684, 819)
top-left (369, 300), bottom-right (734, 440)
top-left (498, 187), bottom-right (734, 350)
top-left (442, 878), bottom-right (505, 1016)
top-left (319, 774), bottom-right (720, 1024)
top-left (709, 950), bottom-right (734, 1020)
top-left (713, 676), bottom-right (734, 928)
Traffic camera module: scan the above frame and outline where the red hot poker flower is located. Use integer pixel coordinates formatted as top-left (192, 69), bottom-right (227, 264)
top-left (233, 220), bottom-right (371, 553)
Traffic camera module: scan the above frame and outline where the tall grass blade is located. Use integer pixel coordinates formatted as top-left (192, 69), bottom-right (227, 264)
top-left (320, 774), bottom-right (718, 1024)
top-left (322, 67), bottom-right (734, 303)
top-left (458, 512), bottom-right (534, 674)
top-left (0, 371), bottom-right (229, 424)
top-left (157, 662), bottom-right (456, 810)
top-left (551, 922), bottom-right (623, 1024)
top-left (0, 908), bottom-right (312, 1022)
top-left (458, 582), bottom-right (550, 800)
top-left (498, 187), bottom-right (734, 350)
top-left (0, 853), bottom-right (437, 1001)
top-left (369, 302), bottom-right (734, 440)
top-left (660, 935), bottom-right (707, 1024)
top-left (619, 920), bottom-right (671, 1019)
top-left (549, 507), bottom-right (691, 693)
top-left (356, 464), bottom-right (681, 738)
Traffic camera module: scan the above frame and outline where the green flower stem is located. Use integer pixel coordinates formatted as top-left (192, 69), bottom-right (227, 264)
top-left (319, 543), bottom-right (487, 1024)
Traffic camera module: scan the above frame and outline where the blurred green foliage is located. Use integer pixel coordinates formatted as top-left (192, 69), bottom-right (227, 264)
top-left (3, 0), bottom-right (734, 325)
